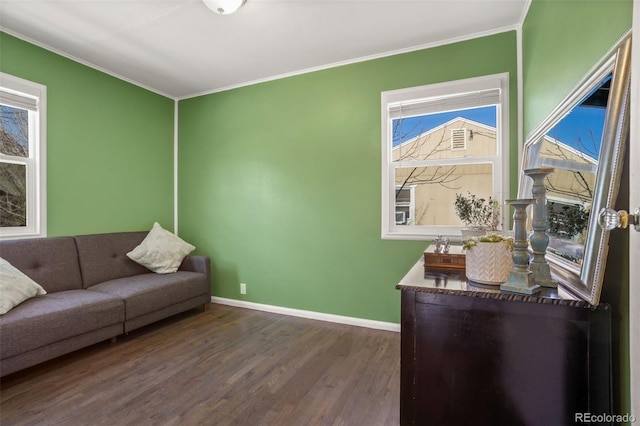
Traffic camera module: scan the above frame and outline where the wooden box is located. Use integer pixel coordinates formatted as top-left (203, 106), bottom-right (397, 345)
top-left (423, 244), bottom-right (466, 272)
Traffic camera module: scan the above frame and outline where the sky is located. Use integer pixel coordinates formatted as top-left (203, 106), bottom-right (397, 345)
top-left (545, 105), bottom-right (605, 160)
top-left (392, 103), bottom-right (606, 160)
top-left (0, 105), bottom-right (29, 156)
top-left (393, 106), bottom-right (496, 145)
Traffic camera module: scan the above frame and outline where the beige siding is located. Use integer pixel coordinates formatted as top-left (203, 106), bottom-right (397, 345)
top-left (392, 118), bottom-right (594, 227)
top-left (392, 119), bottom-right (495, 226)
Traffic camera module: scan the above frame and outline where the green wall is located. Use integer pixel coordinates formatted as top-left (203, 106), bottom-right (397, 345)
top-left (522, 0), bottom-right (633, 416)
top-left (178, 31), bottom-right (518, 324)
top-left (0, 32), bottom-right (175, 235)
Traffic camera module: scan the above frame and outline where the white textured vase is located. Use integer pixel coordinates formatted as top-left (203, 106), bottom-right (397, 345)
top-left (465, 241), bottom-right (513, 285)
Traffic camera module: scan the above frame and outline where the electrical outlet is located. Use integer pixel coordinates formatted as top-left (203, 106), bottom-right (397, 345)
top-left (240, 283), bottom-right (247, 295)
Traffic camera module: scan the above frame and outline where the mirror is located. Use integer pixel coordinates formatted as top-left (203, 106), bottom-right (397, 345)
top-left (519, 34), bottom-right (631, 305)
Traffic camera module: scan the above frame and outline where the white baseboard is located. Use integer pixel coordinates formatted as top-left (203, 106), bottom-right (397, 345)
top-left (210, 296), bottom-right (400, 333)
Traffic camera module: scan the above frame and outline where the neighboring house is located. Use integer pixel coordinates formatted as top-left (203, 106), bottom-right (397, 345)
top-left (537, 135), bottom-right (597, 243)
top-left (536, 134), bottom-right (597, 206)
top-left (392, 117), bottom-right (498, 227)
top-left (392, 117), bottom-right (597, 229)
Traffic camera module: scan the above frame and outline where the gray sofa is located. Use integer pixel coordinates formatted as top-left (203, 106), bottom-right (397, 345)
top-left (0, 231), bottom-right (211, 377)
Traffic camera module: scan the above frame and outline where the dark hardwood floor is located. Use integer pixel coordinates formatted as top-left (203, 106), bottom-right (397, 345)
top-left (0, 304), bottom-right (400, 426)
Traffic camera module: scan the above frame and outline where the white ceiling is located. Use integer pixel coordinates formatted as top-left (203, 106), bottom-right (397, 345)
top-left (0, 0), bottom-right (529, 99)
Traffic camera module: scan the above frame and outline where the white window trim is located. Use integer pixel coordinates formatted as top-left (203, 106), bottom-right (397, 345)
top-left (0, 73), bottom-right (47, 239)
top-left (381, 73), bottom-right (509, 240)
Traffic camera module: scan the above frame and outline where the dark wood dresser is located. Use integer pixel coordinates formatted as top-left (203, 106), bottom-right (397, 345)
top-left (396, 259), bottom-right (612, 426)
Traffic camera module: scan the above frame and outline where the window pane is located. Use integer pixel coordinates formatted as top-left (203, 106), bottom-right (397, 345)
top-left (392, 106), bottom-right (496, 162)
top-left (0, 162), bottom-right (27, 227)
top-left (383, 74), bottom-right (508, 239)
top-left (0, 105), bottom-right (29, 157)
top-left (394, 164), bottom-right (494, 226)
top-left (396, 187), bottom-right (411, 203)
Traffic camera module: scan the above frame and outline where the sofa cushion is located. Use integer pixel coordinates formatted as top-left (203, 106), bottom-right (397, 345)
top-left (0, 237), bottom-right (83, 293)
top-left (0, 290), bottom-right (124, 359)
top-left (126, 222), bottom-right (196, 274)
top-left (87, 271), bottom-right (208, 320)
top-left (0, 258), bottom-right (47, 315)
top-left (74, 231), bottom-right (150, 288)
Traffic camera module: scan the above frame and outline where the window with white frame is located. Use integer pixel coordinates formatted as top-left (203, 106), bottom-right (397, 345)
top-left (0, 73), bottom-right (47, 239)
top-left (381, 73), bottom-right (509, 240)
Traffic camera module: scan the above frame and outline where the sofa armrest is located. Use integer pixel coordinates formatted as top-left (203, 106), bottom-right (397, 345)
top-left (179, 256), bottom-right (211, 297)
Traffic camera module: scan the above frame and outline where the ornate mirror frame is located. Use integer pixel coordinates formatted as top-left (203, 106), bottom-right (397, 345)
top-left (519, 34), bottom-right (632, 305)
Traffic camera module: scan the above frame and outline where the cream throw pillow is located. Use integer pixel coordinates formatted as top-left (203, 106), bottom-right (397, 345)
top-left (127, 222), bottom-right (196, 274)
top-left (0, 257), bottom-right (47, 315)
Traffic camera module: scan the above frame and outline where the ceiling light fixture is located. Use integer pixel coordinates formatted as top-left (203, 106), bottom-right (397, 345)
top-left (202, 0), bottom-right (246, 15)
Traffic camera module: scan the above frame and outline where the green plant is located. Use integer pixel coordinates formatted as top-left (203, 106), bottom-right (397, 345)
top-left (462, 233), bottom-right (513, 251)
top-left (546, 202), bottom-right (589, 239)
top-left (454, 192), bottom-right (500, 230)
